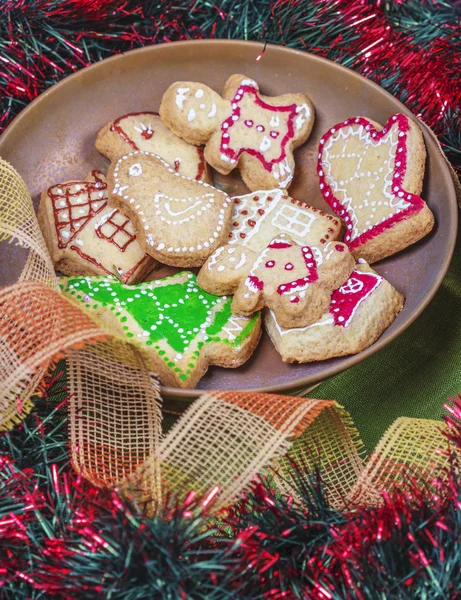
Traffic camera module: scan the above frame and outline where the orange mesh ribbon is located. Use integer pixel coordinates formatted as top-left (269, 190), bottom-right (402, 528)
top-left (0, 156), bottom-right (455, 511)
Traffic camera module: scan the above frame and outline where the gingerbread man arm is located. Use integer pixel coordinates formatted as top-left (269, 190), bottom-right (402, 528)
top-left (232, 274), bottom-right (265, 316)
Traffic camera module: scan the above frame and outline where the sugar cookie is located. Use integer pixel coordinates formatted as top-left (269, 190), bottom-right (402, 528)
top-left (318, 113), bottom-right (434, 263)
top-left (38, 170), bottom-right (154, 284)
top-left (95, 111), bottom-right (212, 183)
top-left (266, 261), bottom-right (404, 362)
top-left (60, 272), bottom-right (261, 388)
top-left (159, 74), bottom-right (315, 191)
top-left (107, 151), bottom-right (233, 267)
top-left (196, 188), bottom-right (343, 295)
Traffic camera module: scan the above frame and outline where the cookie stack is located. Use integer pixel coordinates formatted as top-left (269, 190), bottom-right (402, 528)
top-left (39, 75), bottom-right (434, 388)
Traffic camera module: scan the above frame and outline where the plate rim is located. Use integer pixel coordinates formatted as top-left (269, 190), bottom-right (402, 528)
top-left (0, 39), bottom-right (458, 399)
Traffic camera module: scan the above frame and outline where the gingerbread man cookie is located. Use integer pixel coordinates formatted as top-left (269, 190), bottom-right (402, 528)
top-left (196, 188), bottom-right (343, 295)
top-left (318, 113), bottom-right (434, 264)
top-left (266, 260), bottom-right (404, 362)
top-left (60, 272), bottom-right (261, 388)
top-left (107, 151), bottom-right (233, 267)
top-left (38, 170), bottom-right (154, 284)
top-left (96, 112), bottom-right (212, 183)
top-left (159, 74), bottom-right (315, 191)
top-left (199, 234), bottom-right (355, 329)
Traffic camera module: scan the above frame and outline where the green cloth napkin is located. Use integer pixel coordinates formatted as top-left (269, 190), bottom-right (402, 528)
top-left (315, 222), bottom-right (461, 454)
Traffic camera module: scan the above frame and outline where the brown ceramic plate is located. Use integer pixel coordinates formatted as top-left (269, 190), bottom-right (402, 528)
top-left (0, 40), bottom-right (457, 401)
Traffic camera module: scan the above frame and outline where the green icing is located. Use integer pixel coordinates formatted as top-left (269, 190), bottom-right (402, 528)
top-left (61, 272), bottom-right (259, 381)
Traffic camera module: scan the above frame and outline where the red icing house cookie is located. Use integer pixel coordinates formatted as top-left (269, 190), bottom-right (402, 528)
top-left (159, 75), bottom-right (315, 192)
top-left (317, 113), bottom-right (434, 264)
top-left (38, 170), bottom-right (154, 284)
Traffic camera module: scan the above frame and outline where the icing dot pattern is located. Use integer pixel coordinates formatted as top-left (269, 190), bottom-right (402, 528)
top-left (60, 272), bottom-right (259, 383)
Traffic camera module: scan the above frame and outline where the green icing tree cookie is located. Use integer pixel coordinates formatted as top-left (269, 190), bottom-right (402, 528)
top-left (60, 271), bottom-right (261, 388)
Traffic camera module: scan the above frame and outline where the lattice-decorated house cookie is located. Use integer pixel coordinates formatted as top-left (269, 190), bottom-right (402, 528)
top-left (159, 74), bottom-right (315, 191)
top-left (38, 170), bottom-right (154, 284)
top-left (266, 260), bottom-right (404, 362)
top-left (96, 112), bottom-right (212, 183)
top-left (200, 234), bottom-right (354, 329)
top-left (107, 151), bottom-right (233, 267)
top-left (60, 272), bottom-right (261, 388)
top-left (196, 189), bottom-right (343, 295)
top-left (318, 113), bottom-right (434, 263)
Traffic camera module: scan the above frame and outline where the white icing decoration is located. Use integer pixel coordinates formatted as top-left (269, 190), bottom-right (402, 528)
top-left (195, 89), bottom-right (204, 98)
top-left (260, 136), bottom-right (272, 153)
top-left (207, 103), bottom-right (217, 118)
top-left (295, 103), bottom-right (311, 131)
top-left (112, 151), bottom-right (231, 254)
top-left (175, 87), bottom-right (190, 109)
top-left (271, 158), bottom-right (293, 188)
top-left (321, 124), bottom-right (407, 239)
top-left (128, 163), bottom-right (143, 177)
top-left (269, 115), bottom-right (280, 127)
top-left (187, 109), bottom-right (196, 122)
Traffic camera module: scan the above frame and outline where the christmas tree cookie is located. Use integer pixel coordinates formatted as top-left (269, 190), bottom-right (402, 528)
top-left (159, 74), bottom-right (315, 191)
top-left (60, 272), bottom-right (261, 388)
top-left (96, 111), bottom-right (212, 183)
top-left (266, 261), bottom-right (404, 362)
top-left (317, 113), bottom-right (434, 263)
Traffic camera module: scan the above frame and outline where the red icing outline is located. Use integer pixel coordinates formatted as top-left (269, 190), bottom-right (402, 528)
top-left (276, 246), bottom-right (318, 295)
top-left (317, 114), bottom-right (425, 252)
top-left (110, 112), bottom-right (206, 181)
top-left (247, 274), bottom-right (264, 291)
top-left (48, 170), bottom-right (107, 248)
top-left (95, 210), bottom-right (137, 252)
top-left (220, 84), bottom-right (297, 172)
top-left (70, 246), bottom-right (150, 284)
top-left (329, 269), bottom-right (382, 327)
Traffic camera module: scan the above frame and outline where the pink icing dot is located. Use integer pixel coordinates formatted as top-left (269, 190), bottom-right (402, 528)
top-left (335, 244), bottom-right (344, 252)
top-left (244, 120), bottom-right (253, 128)
top-left (284, 263), bottom-right (294, 270)
top-left (270, 131), bottom-right (279, 138)
top-left (290, 296), bottom-right (300, 304)
top-left (265, 260), bottom-right (275, 268)
top-left (256, 125), bottom-right (265, 132)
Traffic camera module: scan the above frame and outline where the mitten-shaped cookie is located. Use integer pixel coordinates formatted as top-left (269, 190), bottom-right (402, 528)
top-left (318, 113), bottom-right (434, 263)
top-left (107, 151), bottom-right (233, 267)
top-left (96, 111), bottom-right (212, 183)
top-left (159, 75), bottom-right (315, 191)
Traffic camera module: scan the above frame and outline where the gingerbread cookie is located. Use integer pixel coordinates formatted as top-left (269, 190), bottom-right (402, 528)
top-left (95, 112), bottom-right (212, 183)
top-left (197, 189), bottom-right (343, 295)
top-left (159, 74), bottom-right (315, 191)
top-left (266, 260), bottom-right (404, 362)
top-left (318, 113), bottom-right (434, 264)
top-left (60, 272), bottom-right (261, 388)
top-left (107, 151), bottom-right (233, 267)
top-left (199, 234), bottom-right (354, 329)
top-left (38, 170), bottom-right (154, 284)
